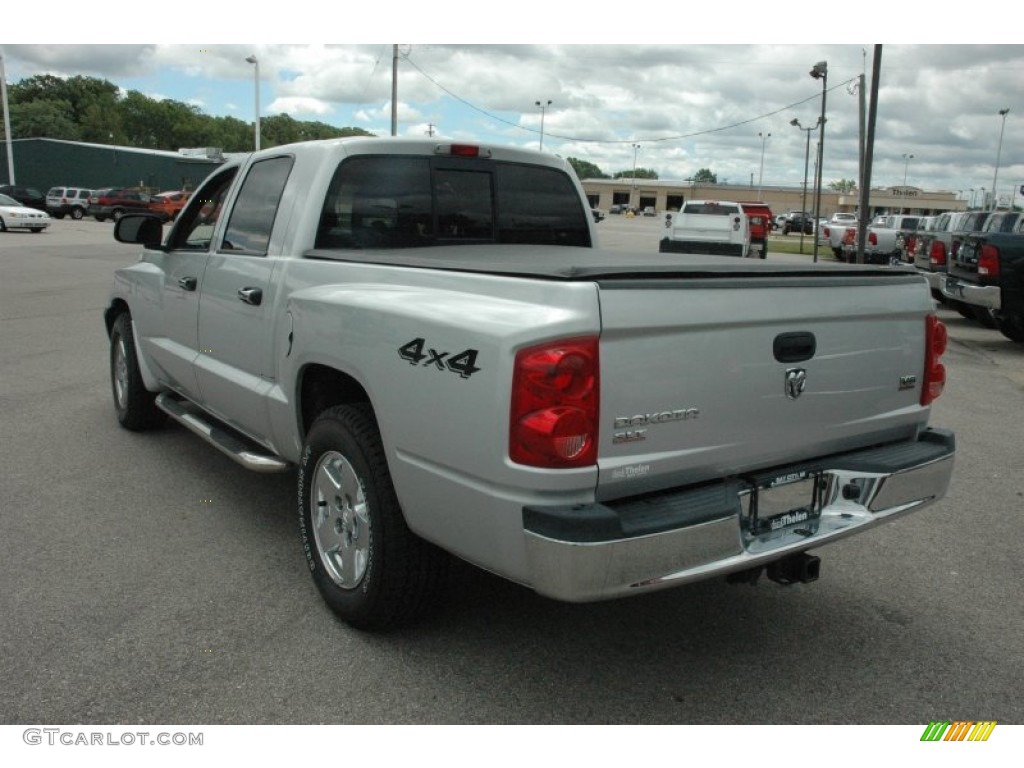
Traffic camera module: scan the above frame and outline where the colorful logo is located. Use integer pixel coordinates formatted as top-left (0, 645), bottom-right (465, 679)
top-left (920, 721), bottom-right (997, 742)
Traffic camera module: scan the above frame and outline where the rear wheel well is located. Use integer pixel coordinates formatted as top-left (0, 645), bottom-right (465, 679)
top-left (299, 364), bottom-right (371, 438)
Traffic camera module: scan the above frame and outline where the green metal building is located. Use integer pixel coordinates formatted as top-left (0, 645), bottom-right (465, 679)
top-left (0, 138), bottom-right (226, 193)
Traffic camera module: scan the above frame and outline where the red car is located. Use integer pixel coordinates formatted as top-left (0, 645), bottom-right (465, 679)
top-left (149, 191), bottom-right (191, 222)
top-left (88, 188), bottom-right (152, 222)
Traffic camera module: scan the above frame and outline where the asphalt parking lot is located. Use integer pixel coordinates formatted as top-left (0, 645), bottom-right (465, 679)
top-left (2, 216), bottom-right (1023, 728)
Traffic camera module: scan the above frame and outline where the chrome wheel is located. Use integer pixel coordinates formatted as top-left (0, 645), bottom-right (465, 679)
top-left (311, 450), bottom-right (370, 589)
top-left (113, 334), bottom-right (129, 409)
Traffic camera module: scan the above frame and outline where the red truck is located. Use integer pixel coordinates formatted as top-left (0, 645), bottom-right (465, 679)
top-left (739, 201), bottom-right (774, 259)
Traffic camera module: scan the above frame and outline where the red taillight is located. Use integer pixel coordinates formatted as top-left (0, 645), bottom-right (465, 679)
top-left (929, 240), bottom-right (946, 267)
top-left (824, 226), bottom-right (831, 237)
top-left (868, 232), bottom-right (878, 246)
top-left (978, 245), bottom-right (1000, 278)
top-left (921, 314), bottom-right (947, 406)
top-left (510, 337), bottom-right (599, 468)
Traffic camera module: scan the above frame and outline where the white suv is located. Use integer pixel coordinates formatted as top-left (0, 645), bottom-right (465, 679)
top-left (46, 187), bottom-right (94, 220)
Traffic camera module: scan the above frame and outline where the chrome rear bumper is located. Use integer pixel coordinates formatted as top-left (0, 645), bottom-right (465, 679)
top-left (523, 429), bottom-right (955, 602)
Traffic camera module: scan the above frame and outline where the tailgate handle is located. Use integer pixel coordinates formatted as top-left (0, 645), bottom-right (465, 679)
top-left (774, 332), bottom-right (816, 363)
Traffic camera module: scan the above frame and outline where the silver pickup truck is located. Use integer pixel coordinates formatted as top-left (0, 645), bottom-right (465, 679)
top-left (842, 214), bottom-right (922, 264)
top-left (104, 138), bottom-right (955, 629)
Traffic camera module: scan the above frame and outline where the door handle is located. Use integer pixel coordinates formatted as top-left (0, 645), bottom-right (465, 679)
top-left (178, 276), bottom-right (197, 291)
top-left (238, 287), bottom-right (263, 306)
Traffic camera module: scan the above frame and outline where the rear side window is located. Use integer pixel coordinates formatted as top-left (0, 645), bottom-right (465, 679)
top-left (316, 155), bottom-right (590, 250)
top-left (221, 155), bottom-right (295, 255)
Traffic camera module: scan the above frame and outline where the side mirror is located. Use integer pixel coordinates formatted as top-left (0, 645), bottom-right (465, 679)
top-left (114, 214), bottom-right (164, 248)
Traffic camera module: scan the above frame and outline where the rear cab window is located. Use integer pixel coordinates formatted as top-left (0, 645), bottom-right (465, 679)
top-left (315, 154), bottom-right (591, 250)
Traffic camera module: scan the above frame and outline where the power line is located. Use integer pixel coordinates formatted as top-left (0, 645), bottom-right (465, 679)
top-left (401, 51), bottom-right (858, 146)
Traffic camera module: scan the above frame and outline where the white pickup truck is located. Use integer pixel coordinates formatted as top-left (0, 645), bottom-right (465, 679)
top-left (660, 200), bottom-right (751, 257)
top-left (104, 138), bottom-right (955, 629)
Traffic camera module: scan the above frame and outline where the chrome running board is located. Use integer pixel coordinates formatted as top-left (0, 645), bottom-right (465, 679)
top-left (155, 392), bottom-right (291, 473)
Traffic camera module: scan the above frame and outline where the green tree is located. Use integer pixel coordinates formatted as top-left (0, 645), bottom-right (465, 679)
top-left (829, 179), bottom-right (857, 193)
top-left (613, 168), bottom-right (658, 180)
top-left (566, 157), bottom-right (608, 179)
top-left (692, 168), bottom-right (717, 183)
top-left (6, 73), bottom-right (377, 153)
top-left (10, 100), bottom-right (80, 140)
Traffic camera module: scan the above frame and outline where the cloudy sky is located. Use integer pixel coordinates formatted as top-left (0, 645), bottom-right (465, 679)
top-left (5, 15), bottom-right (1021, 206)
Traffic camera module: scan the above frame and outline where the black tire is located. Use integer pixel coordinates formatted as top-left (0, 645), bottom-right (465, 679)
top-left (109, 313), bottom-right (165, 431)
top-left (973, 307), bottom-right (998, 329)
top-left (71, 208), bottom-right (84, 220)
top-left (0, 216), bottom-right (6, 232)
top-left (996, 311), bottom-right (1024, 343)
top-left (298, 404), bottom-right (449, 630)
top-left (954, 302), bottom-right (974, 320)
top-left (53, 213), bottom-right (65, 220)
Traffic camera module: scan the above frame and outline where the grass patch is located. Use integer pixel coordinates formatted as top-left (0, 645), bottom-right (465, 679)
top-left (768, 235), bottom-right (834, 258)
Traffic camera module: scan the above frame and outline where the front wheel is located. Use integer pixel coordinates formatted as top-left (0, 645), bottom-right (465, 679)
top-left (298, 405), bottom-right (449, 630)
top-left (110, 313), bottom-right (165, 430)
top-left (71, 208), bottom-right (84, 220)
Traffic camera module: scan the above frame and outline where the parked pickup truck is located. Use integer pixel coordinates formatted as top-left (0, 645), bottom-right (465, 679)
top-left (661, 200), bottom-right (751, 256)
top-left (104, 138), bottom-right (956, 630)
top-left (738, 201), bottom-right (774, 259)
top-left (941, 211), bottom-right (1024, 342)
top-left (822, 213), bottom-right (857, 260)
top-left (912, 212), bottom-right (970, 301)
top-left (842, 214), bottom-right (921, 264)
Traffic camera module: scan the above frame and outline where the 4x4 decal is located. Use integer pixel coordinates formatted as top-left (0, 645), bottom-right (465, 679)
top-left (398, 338), bottom-right (481, 379)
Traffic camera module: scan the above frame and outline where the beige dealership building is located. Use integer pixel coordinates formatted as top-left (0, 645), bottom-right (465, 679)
top-left (580, 178), bottom-right (966, 219)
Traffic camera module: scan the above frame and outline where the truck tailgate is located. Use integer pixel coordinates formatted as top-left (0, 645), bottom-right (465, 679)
top-left (595, 271), bottom-right (934, 500)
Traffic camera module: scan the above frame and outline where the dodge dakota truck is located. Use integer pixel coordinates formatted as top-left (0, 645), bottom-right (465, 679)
top-left (104, 138), bottom-right (956, 630)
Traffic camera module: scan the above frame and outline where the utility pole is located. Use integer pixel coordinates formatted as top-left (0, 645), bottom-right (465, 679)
top-left (391, 44), bottom-right (398, 137)
top-left (425, 123), bottom-right (436, 137)
top-left (857, 49), bottom-right (866, 200)
top-left (857, 46), bottom-right (883, 265)
top-left (991, 108), bottom-right (1010, 210)
top-left (0, 50), bottom-right (15, 184)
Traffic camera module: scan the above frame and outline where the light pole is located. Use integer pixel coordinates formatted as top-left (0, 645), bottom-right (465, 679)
top-left (758, 131), bottom-right (771, 198)
top-left (791, 117), bottom-right (821, 255)
top-left (978, 186), bottom-right (987, 211)
top-left (902, 153), bottom-right (914, 186)
top-left (810, 60), bottom-right (828, 263)
top-left (245, 55), bottom-right (260, 151)
top-left (969, 188), bottom-right (976, 208)
top-left (535, 99), bottom-right (551, 151)
top-left (631, 143), bottom-right (640, 209)
top-left (990, 108), bottom-right (1009, 210)
top-left (0, 51), bottom-right (14, 184)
